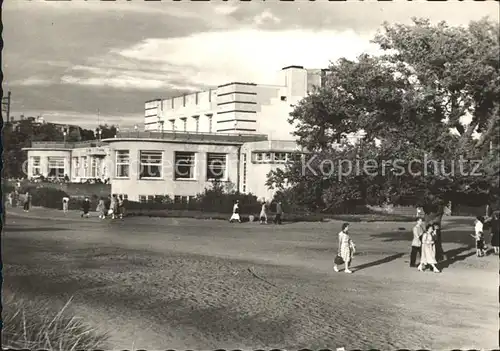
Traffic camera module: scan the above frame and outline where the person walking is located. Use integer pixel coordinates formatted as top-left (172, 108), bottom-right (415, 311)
top-left (471, 216), bottom-right (485, 257)
top-left (7, 192), bottom-right (13, 207)
top-left (490, 212), bottom-right (499, 255)
top-left (81, 197), bottom-right (91, 218)
top-left (117, 195), bottom-right (125, 219)
top-left (410, 217), bottom-right (424, 267)
top-left (229, 200), bottom-right (241, 223)
top-left (62, 196), bottom-right (70, 213)
top-left (259, 201), bottom-right (268, 224)
top-left (109, 195), bottom-right (118, 219)
top-left (274, 201), bottom-right (283, 225)
top-left (417, 224), bottom-right (440, 273)
top-left (96, 198), bottom-right (106, 219)
top-left (333, 223), bottom-right (356, 274)
top-left (23, 192), bottom-right (31, 212)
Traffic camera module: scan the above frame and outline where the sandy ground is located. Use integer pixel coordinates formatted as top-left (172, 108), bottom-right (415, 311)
top-left (3, 208), bottom-right (499, 350)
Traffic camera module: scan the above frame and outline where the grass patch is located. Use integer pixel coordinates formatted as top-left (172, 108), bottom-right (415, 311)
top-left (2, 292), bottom-right (109, 351)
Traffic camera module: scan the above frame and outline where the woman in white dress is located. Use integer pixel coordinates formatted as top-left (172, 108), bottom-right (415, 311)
top-left (229, 200), bottom-right (241, 223)
top-left (334, 223), bottom-right (356, 273)
top-left (259, 201), bottom-right (268, 224)
top-left (417, 224), bottom-right (440, 273)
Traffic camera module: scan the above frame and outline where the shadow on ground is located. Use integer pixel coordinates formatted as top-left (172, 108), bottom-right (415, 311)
top-left (438, 245), bottom-right (476, 271)
top-left (353, 253), bottom-right (405, 272)
top-left (371, 230), bottom-right (475, 246)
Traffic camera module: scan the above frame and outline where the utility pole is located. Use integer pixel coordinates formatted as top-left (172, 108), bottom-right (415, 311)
top-left (2, 91), bottom-right (11, 123)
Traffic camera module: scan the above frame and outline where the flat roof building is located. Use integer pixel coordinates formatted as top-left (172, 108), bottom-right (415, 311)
top-left (23, 66), bottom-right (323, 201)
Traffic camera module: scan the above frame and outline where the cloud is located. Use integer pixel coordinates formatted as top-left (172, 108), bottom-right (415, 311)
top-left (214, 4), bottom-right (239, 16)
top-left (111, 29), bottom-right (378, 90)
top-left (8, 77), bottom-right (55, 87)
top-left (253, 10), bottom-right (281, 26)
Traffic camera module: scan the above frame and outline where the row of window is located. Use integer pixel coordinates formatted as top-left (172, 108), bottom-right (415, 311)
top-left (160, 114), bottom-right (213, 133)
top-left (30, 156), bottom-right (65, 177)
top-left (252, 152), bottom-right (303, 164)
top-left (138, 195), bottom-right (195, 204)
top-left (72, 157), bottom-right (105, 178)
top-left (116, 151), bottom-right (228, 181)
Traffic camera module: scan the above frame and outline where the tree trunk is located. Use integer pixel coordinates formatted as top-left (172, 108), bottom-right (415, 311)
top-left (424, 208), bottom-right (446, 262)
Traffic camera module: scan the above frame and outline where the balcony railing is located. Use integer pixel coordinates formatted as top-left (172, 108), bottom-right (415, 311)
top-left (111, 130), bottom-right (269, 143)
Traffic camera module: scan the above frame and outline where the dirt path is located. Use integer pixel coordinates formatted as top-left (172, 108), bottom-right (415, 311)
top-left (3, 213), bottom-right (498, 349)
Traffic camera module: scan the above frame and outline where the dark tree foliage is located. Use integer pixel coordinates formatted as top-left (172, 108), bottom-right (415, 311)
top-left (267, 18), bottom-right (499, 224)
top-left (2, 118), bottom-right (115, 178)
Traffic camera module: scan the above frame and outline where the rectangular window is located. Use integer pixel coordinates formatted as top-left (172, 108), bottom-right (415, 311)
top-left (91, 158), bottom-right (97, 178)
top-left (255, 153), bottom-right (263, 162)
top-left (139, 150), bottom-right (163, 179)
top-left (72, 157), bottom-right (79, 177)
top-left (139, 195), bottom-right (147, 203)
top-left (147, 195), bottom-right (154, 203)
top-left (264, 153), bottom-right (272, 162)
top-left (188, 195), bottom-right (196, 203)
top-left (170, 119), bottom-right (175, 131)
top-left (174, 195), bottom-right (181, 204)
top-left (82, 157), bottom-right (88, 178)
top-left (115, 150), bottom-right (130, 178)
top-left (47, 156), bottom-right (65, 177)
top-left (174, 152), bottom-right (196, 180)
top-left (181, 118), bottom-right (187, 132)
top-left (30, 156), bottom-right (41, 176)
top-left (206, 153), bottom-right (227, 180)
top-left (274, 153), bottom-right (287, 163)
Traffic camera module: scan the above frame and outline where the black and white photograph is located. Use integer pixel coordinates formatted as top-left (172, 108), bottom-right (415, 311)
top-left (1, 0), bottom-right (499, 349)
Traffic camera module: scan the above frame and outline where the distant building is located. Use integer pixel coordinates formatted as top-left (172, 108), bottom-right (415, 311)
top-left (22, 65), bottom-right (324, 201)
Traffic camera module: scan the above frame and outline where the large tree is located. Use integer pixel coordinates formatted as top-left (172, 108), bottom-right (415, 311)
top-left (268, 18), bottom-right (499, 225)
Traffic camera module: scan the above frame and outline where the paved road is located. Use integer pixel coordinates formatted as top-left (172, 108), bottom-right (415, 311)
top-left (3, 209), bottom-right (498, 349)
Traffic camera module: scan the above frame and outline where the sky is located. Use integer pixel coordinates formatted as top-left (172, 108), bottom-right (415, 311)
top-left (3, 0), bottom-right (498, 129)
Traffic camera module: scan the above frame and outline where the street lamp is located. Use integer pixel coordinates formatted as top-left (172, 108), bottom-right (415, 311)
top-left (134, 124), bottom-right (139, 137)
top-left (63, 129), bottom-right (67, 145)
top-left (115, 127), bottom-right (120, 138)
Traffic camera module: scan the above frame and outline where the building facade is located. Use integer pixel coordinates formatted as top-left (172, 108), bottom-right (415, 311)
top-left (23, 65), bottom-right (326, 201)
top-left (144, 66), bottom-right (329, 140)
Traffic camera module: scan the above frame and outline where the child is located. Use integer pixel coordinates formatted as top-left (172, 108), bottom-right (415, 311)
top-left (62, 196), bottom-right (69, 213)
top-left (471, 216), bottom-right (485, 257)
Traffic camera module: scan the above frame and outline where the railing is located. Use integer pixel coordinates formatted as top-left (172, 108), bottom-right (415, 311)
top-left (112, 130), bottom-right (269, 143)
top-left (30, 140), bottom-right (106, 149)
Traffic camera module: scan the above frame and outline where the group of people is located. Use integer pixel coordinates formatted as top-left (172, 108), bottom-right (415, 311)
top-left (229, 200), bottom-right (284, 224)
top-left (471, 213), bottom-right (500, 256)
top-left (331, 211), bottom-right (500, 275)
top-left (410, 218), bottom-right (441, 273)
top-left (61, 194), bottom-right (126, 219)
top-left (95, 194), bottom-right (126, 219)
top-left (7, 190), bottom-right (32, 212)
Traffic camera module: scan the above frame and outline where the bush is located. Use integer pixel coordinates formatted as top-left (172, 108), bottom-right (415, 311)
top-left (2, 292), bottom-right (109, 350)
top-left (30, 187), bottom-right (70, 209)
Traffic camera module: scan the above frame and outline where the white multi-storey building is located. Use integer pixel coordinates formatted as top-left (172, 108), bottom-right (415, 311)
top-left (24, 65), bottom-right (328, 201)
